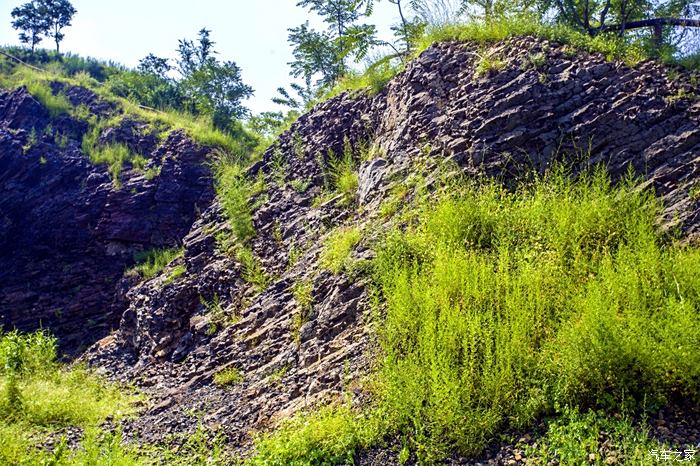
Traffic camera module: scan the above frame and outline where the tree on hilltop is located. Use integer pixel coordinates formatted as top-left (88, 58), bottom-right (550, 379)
top-left (10, 0), bottom-right (76, 54)
top-left (37, 0), bottom-right (76, 54)
top-left (11, 1), bottom-right (48, 53)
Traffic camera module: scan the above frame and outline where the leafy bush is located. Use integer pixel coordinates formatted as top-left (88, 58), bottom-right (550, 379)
top-left (526, 408), bottom-right (666, 464)
top-left (215, 161), bottom-right (257, 244)
top-left (320, 226), bottom-right (362, 274)
top-left (237, 246), bottom-right (270, 291)
top-left (0, 330), bottom-right (139, 465)
top-left (253, 168), bottom-right (700, 463)
top-left (213, 367), bottom-right (244, 387)
top-left (249, 404), bottom-right (384, 466)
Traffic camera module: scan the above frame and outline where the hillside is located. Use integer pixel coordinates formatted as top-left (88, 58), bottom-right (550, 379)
top-left (1, 33), bottom-right (700, 465)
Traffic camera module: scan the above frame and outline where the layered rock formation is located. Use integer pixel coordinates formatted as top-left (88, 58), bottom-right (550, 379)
top-left (84, 36), bottom-right (700, 452)
top-left (0, 85), bottom-right (213, 351)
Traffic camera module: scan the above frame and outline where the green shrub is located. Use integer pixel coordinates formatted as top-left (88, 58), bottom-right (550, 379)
top-left (372, 168), bottom-right (699, 460)
top-left (474, 52), bottom-right (506, 77)
top-left (213, 367), bottom-right (244, 387)
top-left (320, 227), bottom-right (362, 274)
top-left (291, 279), bottom-right (314, 342)
top-left (0, 330), bottom-right (139, 465)
top-left (526, 408), bottom-right (666, 464)
top-left (128, 247), bottom-right (184, 280)
top-left (215, 161), bottom-right (257, 244)
top-left (237, 246), bottom-right (270, 291)
top-left (255, 167), bottom-right (700, 463)
top-left (249, 404), bottom-right (385, 466)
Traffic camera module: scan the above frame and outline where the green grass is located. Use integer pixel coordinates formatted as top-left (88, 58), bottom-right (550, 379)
top-left (87, 142), bottom-right (147, 186)
top-left (320, 226), bottom-right (362, 274)
top-left (215, 160), bottom-right (257, 244)
top-left (316, 144), bottom-right (360, 207)
top-left (0, 330), bottom-right (140, 465)
top-left (525, 408), bottom-right (668, 465)
top-left (0, 67), bottom-right (72, 117)
top-left (237, 246), bottom-right (270, 291)
top-left (291, 279), bottom-right (314, 342)
top-left (326, 55), bottom-right (403, 99)
top-left (250, 167), bottom-right (700, 464)
top-left (248, 404), bottom-right (385, 466)
top-left (213, 367), bottom-right (244, 387)
top-left (127, 247), bottom-right (184, 280)
top-left (474, 51), bottom-right (506, 77)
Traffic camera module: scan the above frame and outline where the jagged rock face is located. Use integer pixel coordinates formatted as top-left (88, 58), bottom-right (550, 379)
top-left (0, 85), bottom-right (214, 351)
top-left (89, 37), bottom-right (699, 450)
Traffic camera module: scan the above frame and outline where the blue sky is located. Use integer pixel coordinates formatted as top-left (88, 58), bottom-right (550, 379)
top-left (0, 0), bottom-right (402, 113)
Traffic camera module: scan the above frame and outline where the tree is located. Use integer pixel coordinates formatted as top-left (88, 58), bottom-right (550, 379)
top-left (10, 2), bottom-right (48, 53)
top-left (549, 0), bottom-right (700, 53)
top-left (36, 0), bottom-right (76, 54)
top-left (175, 29), bottom-right (254, 129)
top-left (138, 53), bottom-right (172, 76)
top-left (289, 0), bottom-right (379, 88)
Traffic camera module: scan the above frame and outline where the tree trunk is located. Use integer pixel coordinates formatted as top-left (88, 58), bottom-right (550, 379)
top-left (395, 0), bottom-right (410, 53)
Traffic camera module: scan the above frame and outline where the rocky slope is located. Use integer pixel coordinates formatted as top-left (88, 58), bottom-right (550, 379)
top-left (80, 35), bottom-right (700, 459)
top-left (0, 84), bottom-right (213, 351)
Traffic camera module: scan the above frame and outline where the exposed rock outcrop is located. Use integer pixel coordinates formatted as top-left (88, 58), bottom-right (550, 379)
top-left (85, 36), bottom-right (699, 453)
top-left (0, 85), bottom-right (213, 351)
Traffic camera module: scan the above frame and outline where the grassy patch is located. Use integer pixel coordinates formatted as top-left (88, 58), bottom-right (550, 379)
top-left (251, 167), bottom-right (700, 463)
top-left (163, 264), bottom-right (187, 286)
top-left (0, 67), bottom-right (72, 117)
top-left (0, 330), bottom-right (139, 465)
top-left (248, 404), bottom-right (384, 466)
top-left (320, 226), bottom-right (362, 274)
top-left (215, 160), bottom-right (257, 244)
top-left (127, 247), bottom-right (184, 280)
top-left (291, 279), bottom-right (314, 342)
top-left (237, 246), bottom-right (270, 291)
top-left (526, 408), bottom-right (667, 464)
top-left (323, 16), bottom-right (685, 99)
top-left (213, 367), bottom-right (244, 387)
top-left (413, 17), bottom-right (647, 65)
top-left (474, 50), bottom-right (506, 77)
top-left (326, 56), bottom-right (402, 99)
top-left (88, 142), bottom-right (147, 186)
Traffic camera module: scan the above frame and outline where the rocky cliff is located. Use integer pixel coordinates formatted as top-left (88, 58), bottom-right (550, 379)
top-left (0, 84), bottom-right (213, 351)
top-left (78, 35), bottom-right (700, 456)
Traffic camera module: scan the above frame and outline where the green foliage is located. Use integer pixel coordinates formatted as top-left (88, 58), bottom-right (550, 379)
top-left (213, 367), bottom-right (244, 387)
top-left (288, 0), bottom-right (379, 89)
top-left (249, 404), bottom-right (384, 466)
top-left (372, 168), bottom-right (700, 460)
top-left (414, 17), bottom-right (648, 65)
top-left (155, 423), bottom-right (232, 466)
top-left (257, 168), bottom-right (700, 463)
top-left (86, 142), bottom-right (146, 186)
top-left (474, 50), bottom-right (506, 77)
top-left (0, 330), bottom-right (139, 465)
top-left (291, 279), bottom-right (314, 342)
top-left (526, 408), bottom-right (666, 464)
top-left (0, 67), bottom-right (72, 117)
top-left (215, 161), bottom-right (257, 244)
top-left (127, 247), bottom-right (184, 280)
top-left (163, 264), bottom-right (187, 286)
top-left (320, 226), bottom-right (362, 274)
top-left (175, 28), bottom-right (254, 128)
top-left (326, 55), bottom-right (402, 98)
top-left (237, 246), bottom-right (270, 291)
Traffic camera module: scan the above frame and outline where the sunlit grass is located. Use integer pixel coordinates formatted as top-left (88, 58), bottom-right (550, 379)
top-left (250, 167), bottom-right (700, 464)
